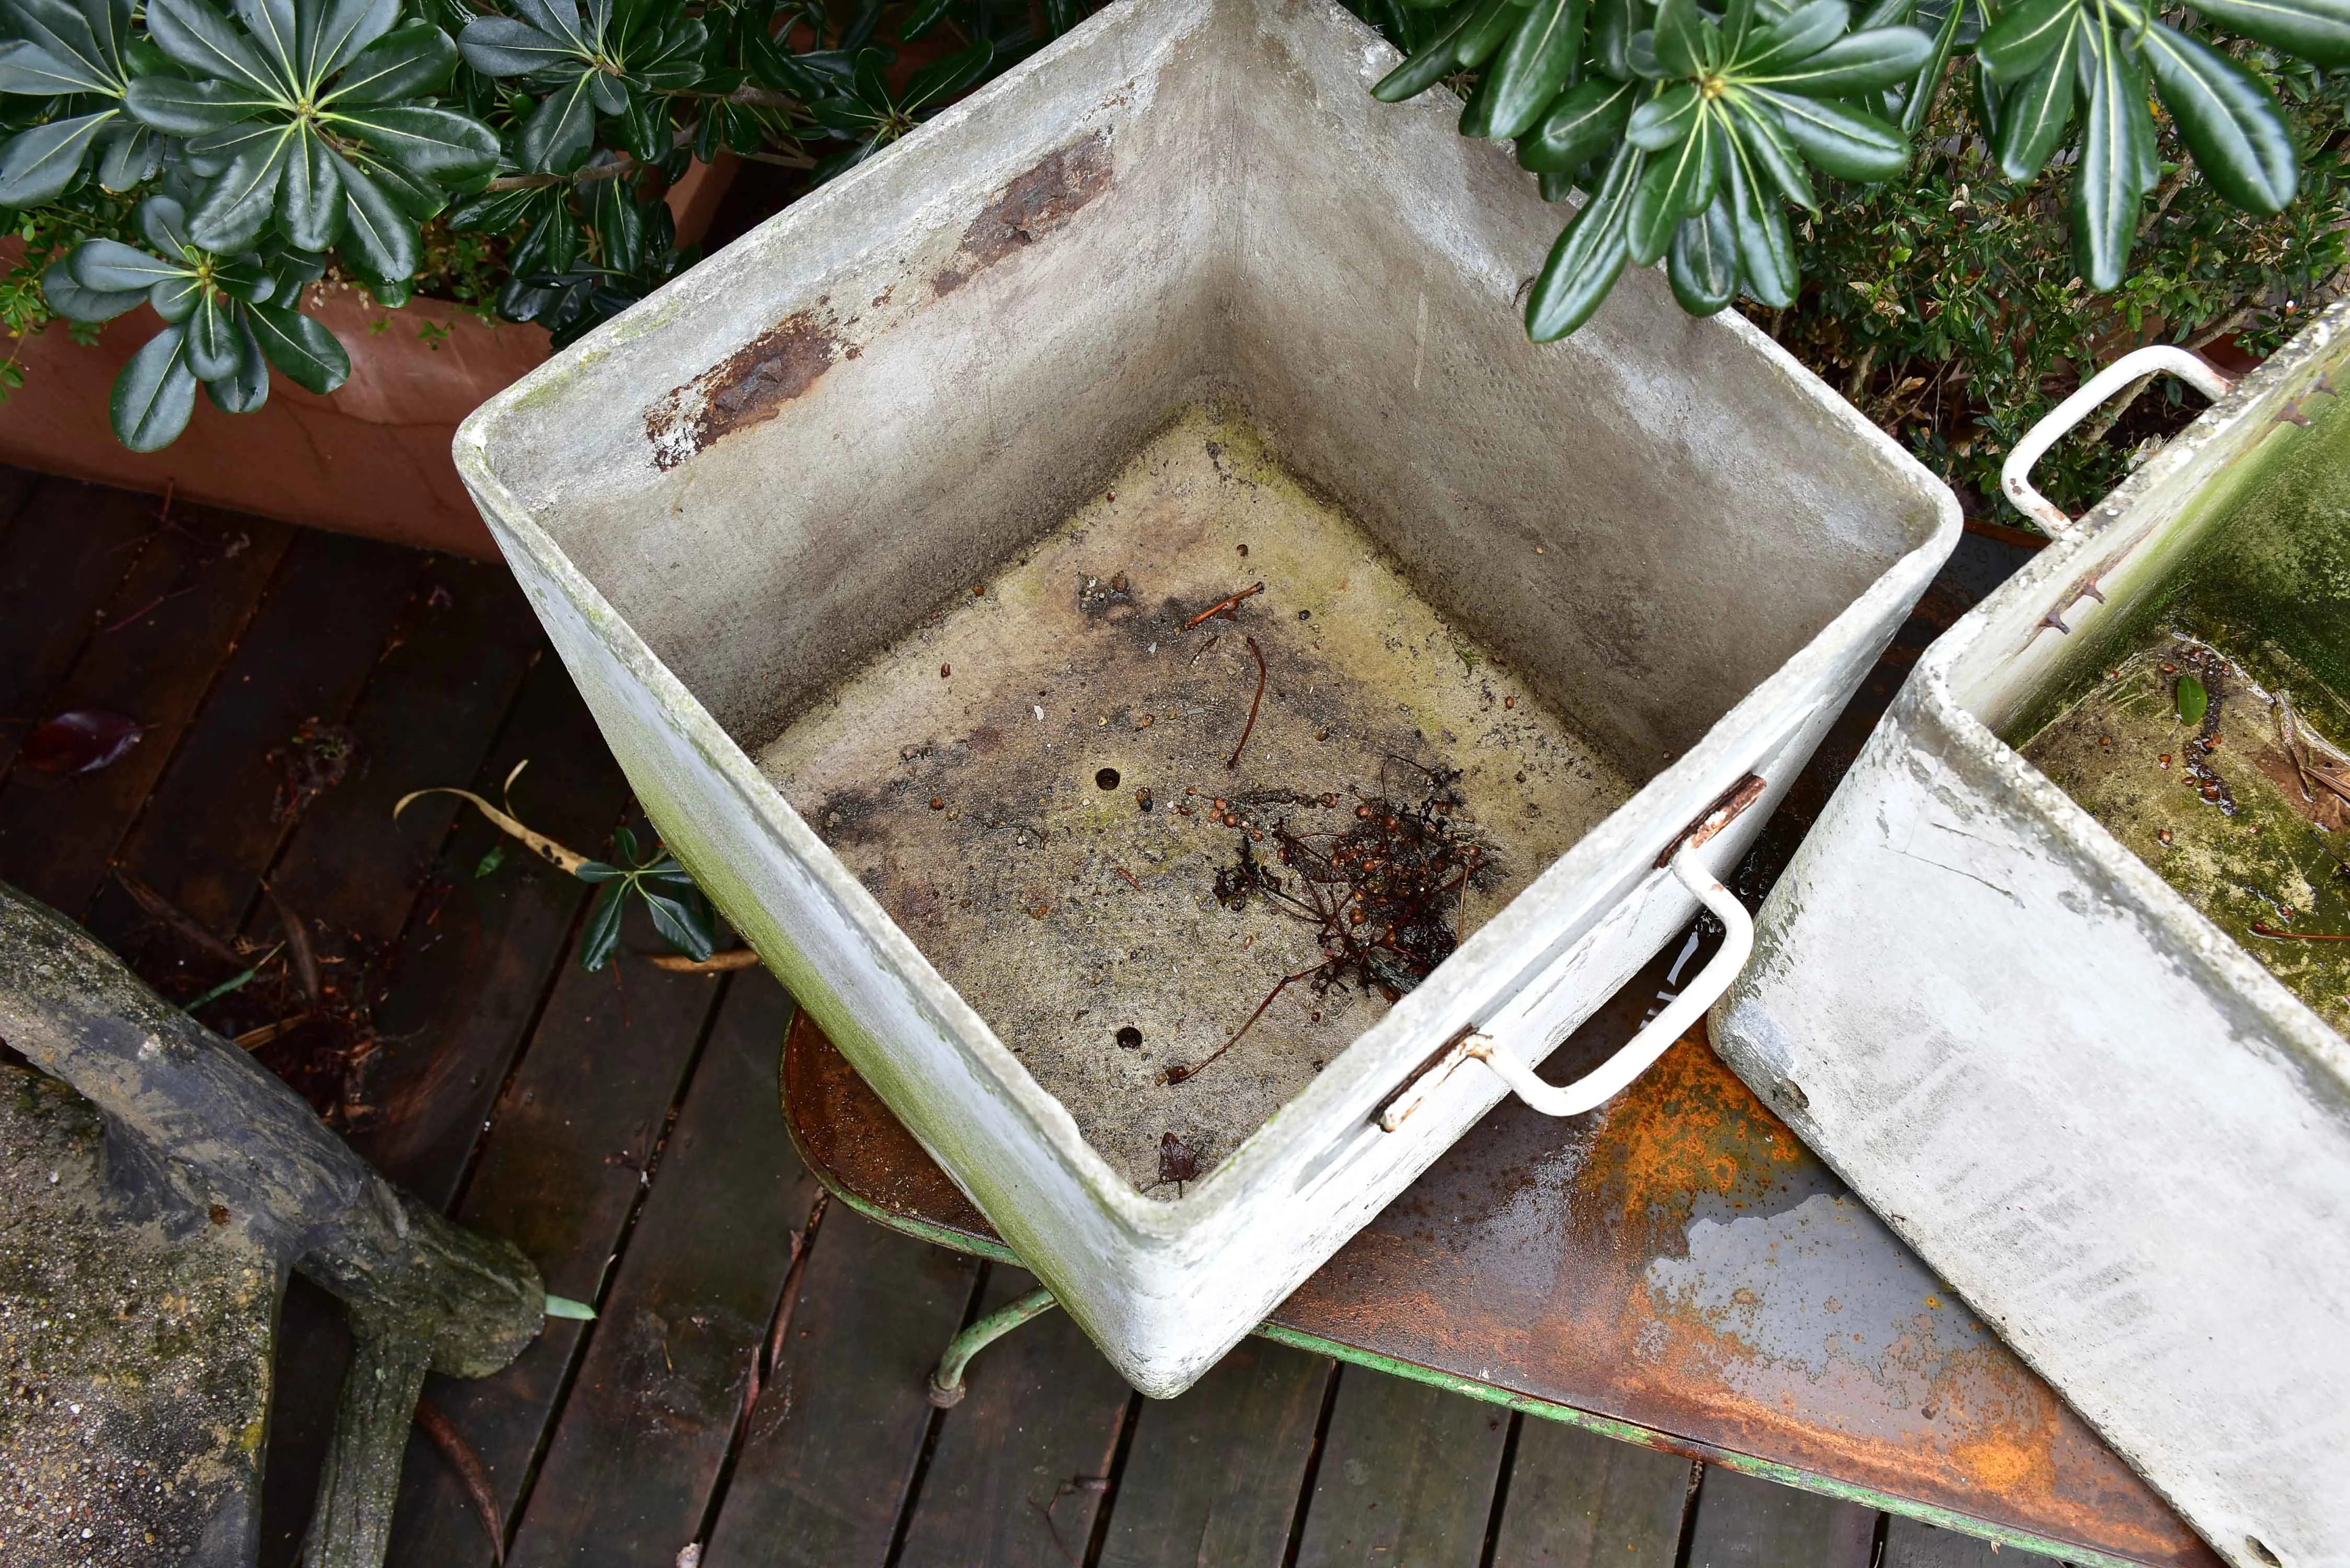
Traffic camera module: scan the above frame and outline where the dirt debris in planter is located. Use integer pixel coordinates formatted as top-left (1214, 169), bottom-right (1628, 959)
top-left (758, 408), bottom-right (1633, 1193)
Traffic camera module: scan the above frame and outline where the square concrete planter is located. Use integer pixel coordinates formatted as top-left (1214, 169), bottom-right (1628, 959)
top-left (1712, 301), bottom-right (2350, 1568)
top-left (458, 0), bottom-right (1955, 1394)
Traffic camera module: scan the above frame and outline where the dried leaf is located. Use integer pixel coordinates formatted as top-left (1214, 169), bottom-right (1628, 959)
top-left (1158, 1131), bottom-right (1200, 1185)
top-left (394, 760), bottom-right (591, 876)
top-left (23, 709), bottom-right (144, 774)
top-left (263, 883), bottom-right (322, 1006)
top-left (114, 870), bottom-right (243, 967)
top-left (648, 948), bottom-right (761, 974)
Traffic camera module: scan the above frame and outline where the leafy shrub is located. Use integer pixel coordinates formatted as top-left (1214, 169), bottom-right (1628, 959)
top-left (0, 0), bottom-right (1061, 448)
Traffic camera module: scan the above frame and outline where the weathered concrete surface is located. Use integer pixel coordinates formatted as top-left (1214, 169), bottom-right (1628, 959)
top-left (0, 1065), bottom-right (276, 1567)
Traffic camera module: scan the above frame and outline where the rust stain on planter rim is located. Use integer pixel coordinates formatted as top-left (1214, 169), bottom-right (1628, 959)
top-left (646, 310), bottom-right (844, 470)
top-left (932, 131), bottom-right (1114, 297)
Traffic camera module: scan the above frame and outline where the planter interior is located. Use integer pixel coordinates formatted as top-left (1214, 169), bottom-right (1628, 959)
top-left (459, 0), bottom-right (1955, 1392)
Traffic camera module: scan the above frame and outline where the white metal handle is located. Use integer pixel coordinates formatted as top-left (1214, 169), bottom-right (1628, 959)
top-left (1464, 845), bottom-right (1752, 1118)
top-left (2000, 345), bottom-right (2234, 537)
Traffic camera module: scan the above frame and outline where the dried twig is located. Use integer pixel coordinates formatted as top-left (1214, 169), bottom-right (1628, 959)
top-left (234, 1013), bottom-right (312, 1051)
top-left (1226, 636), bottom-right (1267, 770)
top-left (1113, 866), bottom-right (1144, 893)
top-left (113, 870), bottom-right (243, 967)
top-left (414, 1399), bottom-right (505, 1565)
top-left (649, 948), bottom-right (762, 974)
top-left (1181, 582), bottom-right (1264, 631)
top-left (2250, 924), bottom-right (2350, 941)
top-left (1164, 964), bottom-right (1323, 1085)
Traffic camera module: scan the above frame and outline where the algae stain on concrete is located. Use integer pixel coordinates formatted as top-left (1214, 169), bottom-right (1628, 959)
top-left (757, 407), bottom-right (1634, 1191)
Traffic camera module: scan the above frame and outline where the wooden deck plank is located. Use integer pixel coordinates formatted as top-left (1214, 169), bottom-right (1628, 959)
top-left (891, 1266), bottom-right (1134, 1568)
top-left (1883, 1516), bottom-right (2063, 1568)
top-left (700, 1210), bottom-right (981, 1568)
top-left (257, 556), bottom-right (544, 948)
top-left (0, 504), bottom-right (292, 914)
top-left (1094, 1339), bottom-right (1331, 1568)
top-left (1487, 1420), bottom-right (1693, 1568)
top-left (0, 476), bottom-right (155, 777)
top-left (382, 907), bottom-right (732, 1568)
top-left (1289, 1366), bottom-right (1513, 1568)
top-left (1681, 1468), bottom-right (1877, 1568)
top-left (350, 656), bottom-right (631, 1208)
top-left (89, 527), bottom-right (425, 940)
top-left (506, 969), bottom-right (819, 1568)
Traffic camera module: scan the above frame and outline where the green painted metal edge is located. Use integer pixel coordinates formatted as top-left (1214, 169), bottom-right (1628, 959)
top-left (782, 1050), bottom-right (2160, 1568)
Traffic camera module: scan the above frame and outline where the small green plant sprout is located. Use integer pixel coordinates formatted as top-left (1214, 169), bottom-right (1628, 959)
top-left (2178, 670), bottom-right (2210, 725)
top-left (394, 758), bottom-right (717, 972)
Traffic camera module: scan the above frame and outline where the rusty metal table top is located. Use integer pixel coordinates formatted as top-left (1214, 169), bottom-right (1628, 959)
top-left (781, 983), bottom-right (2210, 1568)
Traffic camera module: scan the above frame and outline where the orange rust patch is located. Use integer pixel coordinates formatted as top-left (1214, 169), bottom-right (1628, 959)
top-left (1573, 1035), bottom-right (1804, 1241)
top-left (647, 309), bottom-right (842, 470)
top-left (932, 131), bottom-right (1113, 298)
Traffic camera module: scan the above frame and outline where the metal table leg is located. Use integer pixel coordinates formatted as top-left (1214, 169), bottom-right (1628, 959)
top-left (926, 1286), bottom-right (1058, 1408)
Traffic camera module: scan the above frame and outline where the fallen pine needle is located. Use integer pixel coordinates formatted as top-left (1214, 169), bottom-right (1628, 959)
top-left (1182, 582), bottom-right (1264, 631)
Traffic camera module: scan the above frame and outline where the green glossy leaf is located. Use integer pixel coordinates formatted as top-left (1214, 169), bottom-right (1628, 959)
top-left (144, 0), bottom-right (279, 94)
top-left (519, 67), bottom-right (597, 172)
top-left (139, 193), bottom-right (191, 253)
top-left (1589, 0), bottom-right (1640, 78)
top-left (1455, 0), bottom-right (1530, 68)
top-left (212, 253), bottom-right (275, 302)
top-left (1749, 25), bottom-right (1930, 93)
top-left (1374, 3), bottom-right (1472, 100)
top-left (1753, 86), bottom-right (1906, 178)
top-left (189, 132), bottom-right (290, 251)
top-left (1652, 0), bottom-right (1706, 73)
top-left (585, 67), bottom-right (626, 114)
top-left (577, 878), bottom-right (625, 971)
top-left (1667, 193), bottom-right (1739, 313)
top-left (329, 103), bottom-right (498, 177)
top-left (97, 120), bottom-right (158, 188)
top-left (583, 172), bottom-right (644, 272)
top-left (2188, 0), bottom-right (2350, 67)
top-left (638, 877), bottom-right (715, 960)
top-left (1991, 16), bottom-right (2076, 178)
top-left (71, 236), bottom-right (185, 291)
top-left (232, 0), bottom-right (298, 84)
top-left (511, 0), bottom-right (593, 56)
top-left (456, 16), bottom-right (579, 76)
top-left (543, 1293), bottom-right (596, 1319)
top-left (331, 18), bottom-right (457, 103)
top-left (1723, 129), bottom-right (1796, 304)
top-left (1900, 0), bottom-right (1963, 136)
top-left (204, 316), bottom-right (271, 413)
top-left (2142, 21), bottom-right (2296, 214)
top-left (625, 15), bottom-right (704, 92)
top-left (1527, 142), bottom-right (1643, 338)
top-left (341, 142), bottom-right (444, 219)
top-left (0, 111), bottom-right (110, 205)
top-left (0, 37), bottom-right (114, 95)
top-left (331, 149), bottom-right (418, 282)
top-left (2072, 14), bottom-right (2148, 290)
top-left (1855, 0), bottom-right (1914, 26)
top-left (246, 298), bottom-right (348, 391)
top-left (185, 287), bottom-right (240, 379)
top-left (149, 270), bottom-right (203, 320)
top-left (2176, 672), bottom-right (2208, 726)
top-left (902, 36), bottom-right (991, 111)
top-left (39, 258), bottom-right (144, 321)
top-left (1976, 0), bottom-right (2076, 80)
top-left (1476, 0), bottom-right (1588, 136)
top-left (1627, 80), bottom-right (1700, 147)
top-left (305, 0), bottom-right (398, 82)
top-left (1723, 90), bottom-right (1815, 207)
top-left (111, 322), bottom-right (199, 451)
top-left (1517, 75), bottom-right (1635, 170)
top-left (125, 74), bottom-right (276, 133)
top-left (278, 125), bottom-right (342, 249)
top-left (1734, 0), bottom-right (1849, 72)
top-left (1628, 107), bottom-right (1717, 263)
top-left (446, 179), bottom-right (546, 232)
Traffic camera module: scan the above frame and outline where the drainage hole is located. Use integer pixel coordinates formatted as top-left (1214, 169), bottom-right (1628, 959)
top-left (1096, 767), bottom-right (1121, 790)
top-left (1115, 1025), bottom-right (1143, 1050)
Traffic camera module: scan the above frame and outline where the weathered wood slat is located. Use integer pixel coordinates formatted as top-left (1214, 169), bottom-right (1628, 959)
top-left (0, 505), bottom-right (292, 914)
top-left (1681, 1468), bottom-right (1877, 1568)
top-left (1095, 1339), bottom-right (1331, 1568)
top-left (350, 656), bottom-right (632, 1209)
top-left (258, 557), bottom-right (544, 948)
top-left (1288, 1366), bottom-right (1512, 1568)
top-left (1883, 1515), bottom-right (2062, 1568)
top-left (891, 1266), bottom-right (1134, 1568)
top-left (1487, 1420), bottom-right (1693, 1568)
top-left (506, 970), bottom-right (819, 1568)
top-left (382, 905), bottom-right (731, 1568)
top-left (701, 1208), bottom-right (981, 1568)
top-left (0, 477), bottom-right (155, 777)
top-left (90, 528), bottom-right (425, 940)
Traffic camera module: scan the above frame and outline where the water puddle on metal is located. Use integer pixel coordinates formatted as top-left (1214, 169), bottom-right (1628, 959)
top-left (759, 407), bottom-right (1634, 1192)
top-left (2019, 388), bottom-right (2350, 1032)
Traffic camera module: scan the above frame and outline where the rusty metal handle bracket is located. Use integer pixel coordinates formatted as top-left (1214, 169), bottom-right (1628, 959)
top-left (1380, 782), bottom-right (1765, 1133)
top-left (2000, 346), bottom-right (2234, 538)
